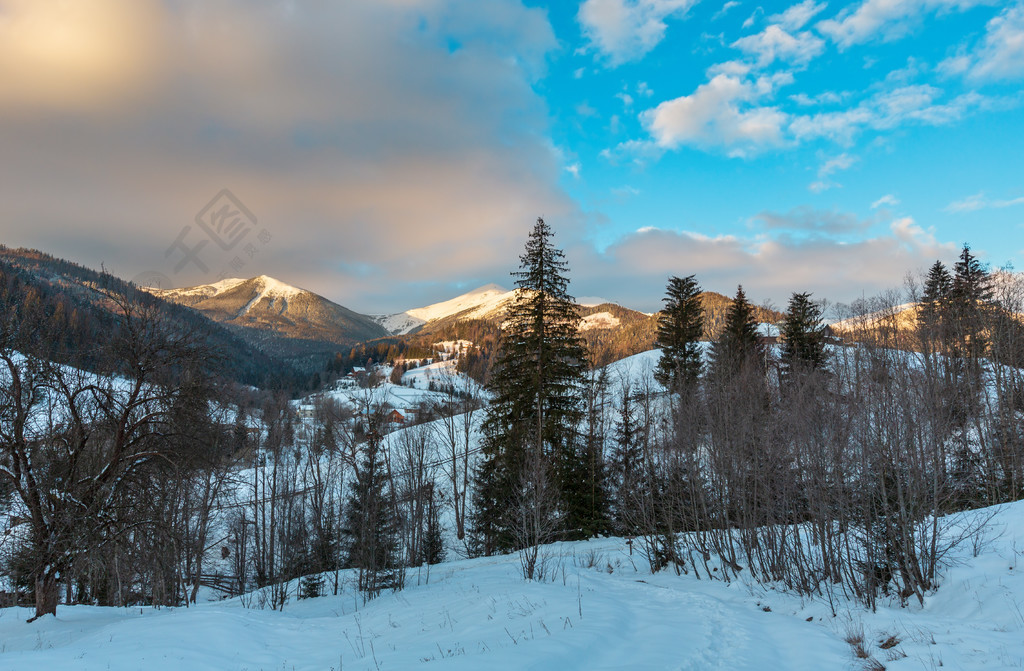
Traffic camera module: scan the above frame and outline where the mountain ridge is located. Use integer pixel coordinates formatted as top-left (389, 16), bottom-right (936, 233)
top-left (145, 275), bottom-right (390, 369)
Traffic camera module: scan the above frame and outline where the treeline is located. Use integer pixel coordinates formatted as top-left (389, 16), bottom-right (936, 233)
top-left (469, 229), bottom-right (1024, 610)
top-left (638, 253), bottom-right (1023, 609)
top-left (328, 337), bottom-right (436, 373)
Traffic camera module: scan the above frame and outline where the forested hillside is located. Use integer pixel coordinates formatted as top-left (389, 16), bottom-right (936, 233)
top-left (0, 247), bottom-right (303, 388)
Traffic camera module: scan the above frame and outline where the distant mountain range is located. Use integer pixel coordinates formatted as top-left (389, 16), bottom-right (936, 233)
top-left (373, 283), bottom-right (513, 335)
top-left (146, 276), bottom-right (389, 367)
top-left (149, 275), bottom-right (785, 370)
top-left (0, 247), bottom-right (296, 388)
top-left (0, 245), bottom-right (789, 386)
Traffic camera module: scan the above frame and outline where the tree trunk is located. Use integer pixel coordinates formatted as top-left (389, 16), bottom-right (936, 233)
top-left (31, 572), bottom-right (59, 621)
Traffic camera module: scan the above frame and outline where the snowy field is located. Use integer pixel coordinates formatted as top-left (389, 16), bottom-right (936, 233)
top-left (2, 501), bottom-right (1023, 671)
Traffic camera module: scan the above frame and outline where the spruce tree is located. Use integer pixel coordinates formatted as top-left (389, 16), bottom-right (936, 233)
top-left (950, 244), bottom-right (993, 392)
top-left (343, 429), bottom-right (398, 598)
top-left (921, 261), bottom-right (952, 319)
top-left (780, 292), bottom-right (826, 377)
top-left (919, 260), bottom-right (953, 351)
top-left (610, 385), bottom-right (643, 534)
top-left (654, 275), bottom-right (705, 389)
top-left (575, 367), bottom-right (612, 538)
top-left (710, 285), bottom-right (765, 376)
top-left (951, 244), bottom-right (993, 346)
top-left (472, 217), bottom-right (592, 553)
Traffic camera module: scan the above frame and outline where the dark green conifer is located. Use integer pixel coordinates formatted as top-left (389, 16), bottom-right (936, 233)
top-left (654, 275), bottom-right (705, 389)
top-left (344, 429), bottom-right (398, 598)
top-left (472, 218), bottom-right (593, 553)
top-left (780, 292), bottom-right (826, 376)
top-left (710, 285), bottom-right (765, 376)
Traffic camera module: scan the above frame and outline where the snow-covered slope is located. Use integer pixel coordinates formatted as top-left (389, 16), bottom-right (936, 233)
top-left (4, 500), bottom-right (1024, 670)
top-left (376, 283), bottom-right (514, 335)
top-left (153, 275), bottom-right (304, 313)
top-left (579, 311), bottom-right (621, 331)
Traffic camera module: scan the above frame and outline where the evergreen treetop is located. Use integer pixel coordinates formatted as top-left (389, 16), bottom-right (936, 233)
top-left (780, 291), bottom-right (826, 375)
top-left (654, 274), bottom-right (705, 389)
top-left (710, 285), bottom-right (765, 375)
top-left (919, 260), bottom-right (953, 333)
top-left (952, 244), bottom-right (993, 307)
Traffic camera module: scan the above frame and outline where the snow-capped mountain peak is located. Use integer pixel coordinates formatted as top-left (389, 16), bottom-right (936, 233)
top-left (143, 275), bottom-right (389, 351)
top-left (376, 283), bottom-right (514, 335)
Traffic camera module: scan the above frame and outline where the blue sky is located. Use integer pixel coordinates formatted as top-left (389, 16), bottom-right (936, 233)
top-left (0, 0), bottom-right (1021, 313)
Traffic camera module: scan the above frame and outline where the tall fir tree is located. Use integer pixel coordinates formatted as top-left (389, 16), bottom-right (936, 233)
top-left (575, 367), bottom-right (612, 538)
top-left (919, 260), bottom-right (953, 351)
top-left (654, 275), bottom-right (705, 389)
top-left (610, 384), bottom-right (644, 534)
top-left (950, 244), bottom-right (993, 391)
top-left (343, 429), bottom-right (399, 598)
top-left (710, 285), bottom-right (765, 376)
top-left (779, 292), bottom-right (826, 377)
top-left (472, 217), bottom-right (595, 553)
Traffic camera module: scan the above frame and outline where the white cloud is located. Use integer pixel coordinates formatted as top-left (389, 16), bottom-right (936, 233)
top-left (937, 53), bottom-right (971, 78)
top-left (707, 60), bottom-right (754, 77)
top-left (789, 107), bottom-right (874, 144)
top-left (577, 0), bottom-right (698, 66)
top-left (640, 74), bottom-right (788, 155)
top-left (731, 24), bottom-right (825, 67)
top-left (817, 0), bottom-right (998, 50)
top-left (571, 212), bottom-right (957, 308)
top-left (742, 6), bottom-right (764, 29)
top-left (871, 194), bottom-right (900, 209)
top-left (945, 192), bottom-right (1024, 212)
top-left (891, 216), bottom-right (942, 250)
top-left (768, 1), bottom-right (829, 30)
top-left (636, 59), bottom-right (995, 161)
top-left (969, 4), bottom-right (1024, 81)
top-left (600, 137), bottom-right (664, 166)
top-left (566, 162), bottom-right (582, 178)
top-left (790, 90), bottom-right (846, 106)
top-left (713, 2), bottom-right (742, 21)
top-left (790, 84), bottom-right (986, 143)
top-left (611, 185), bottom-right (641, 202)
top-left (820, 153), bottom-right (856, 176)
top-left (809, 152), bottom-right (856, 191)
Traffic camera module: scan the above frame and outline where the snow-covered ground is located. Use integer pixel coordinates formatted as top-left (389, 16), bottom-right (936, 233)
top-left (316, 380), bottom-right (451, 413)
top-left (2, 500), bottom-right (1023, 670)
top-left (6, 348), bottom-right (1024, 670)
